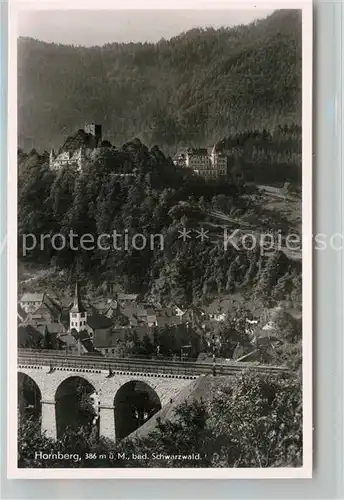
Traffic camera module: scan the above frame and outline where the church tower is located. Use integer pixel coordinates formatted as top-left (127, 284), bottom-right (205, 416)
top-left (70, 282), bottom-right (87, 332)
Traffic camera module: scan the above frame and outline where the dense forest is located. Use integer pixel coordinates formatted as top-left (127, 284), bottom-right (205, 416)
top-left (18, 138), bottom-right (302, 310)
top-left (18, 10), bottom-right (301, 153)
top-left (18, 8), bottom-right (302, 310)
top-left (17, 11), bottom-right (303, 459)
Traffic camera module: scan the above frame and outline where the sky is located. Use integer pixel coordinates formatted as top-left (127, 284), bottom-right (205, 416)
top-left (18, 9), bottom-right (274, 46)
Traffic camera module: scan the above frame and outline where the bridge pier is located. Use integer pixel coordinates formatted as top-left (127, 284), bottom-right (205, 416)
top-left (41, 400), bottom-right (57, 440)
top-left (99, 405), bottom-right (115, 442)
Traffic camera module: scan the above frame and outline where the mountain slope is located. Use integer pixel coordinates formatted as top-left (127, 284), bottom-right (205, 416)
top-left (18, 9), bottom-right (301, 152)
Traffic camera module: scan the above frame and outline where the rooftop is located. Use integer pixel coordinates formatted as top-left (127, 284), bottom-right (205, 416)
top-left (20, 292), bottom-right (44, 302)
top-left (43, 322), bottom-right (66, 334)
top-left (117, 293), bottom-right (138, 301)
top-left (189, 148), bottom-right (208, 156)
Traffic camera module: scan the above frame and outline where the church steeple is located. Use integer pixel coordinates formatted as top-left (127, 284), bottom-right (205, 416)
top-left (71, 282), bottom-right (86, 313)
top-left (70, 282), bottom-right (87, 332)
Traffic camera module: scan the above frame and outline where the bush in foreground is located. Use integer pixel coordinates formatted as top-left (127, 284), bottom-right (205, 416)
top-left (18, 373), bottom-right (302, 468)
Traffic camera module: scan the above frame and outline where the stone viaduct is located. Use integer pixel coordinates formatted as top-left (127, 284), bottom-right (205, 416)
top-left (18, 352), bottom-right (201, 441)
top-left (18, 349), bottom-right (288, 442)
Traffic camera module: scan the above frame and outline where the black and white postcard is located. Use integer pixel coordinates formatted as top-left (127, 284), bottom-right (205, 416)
top-left (7, 0), bottom-right (313, 478)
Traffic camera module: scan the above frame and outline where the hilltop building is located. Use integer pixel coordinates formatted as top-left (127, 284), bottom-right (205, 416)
top-left (49, 122), bottom-right (103, 171)
top-left (173, 145), bottom-right (227, 179)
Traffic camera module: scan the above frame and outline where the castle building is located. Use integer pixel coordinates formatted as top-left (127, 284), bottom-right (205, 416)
top-left (49, 146), bottom-right (85, 172)
top-left (173, 145), bottom-right (227, 178)
top-left (210, 144), bottom-right (227, 175)
top-left (84, 123), bottom-right (102, 144)
top-left (49, 123), bottom-right (102, 171)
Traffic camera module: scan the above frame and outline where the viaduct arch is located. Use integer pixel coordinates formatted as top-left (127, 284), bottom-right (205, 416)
top-left (114, 380), bottom-right (162, 440)
top-left (55, 376), bottom-right (99, 439)
top-left (17, 365), bottom-right (197, 441)
top-left (18, 372), bottom-right (42, 427)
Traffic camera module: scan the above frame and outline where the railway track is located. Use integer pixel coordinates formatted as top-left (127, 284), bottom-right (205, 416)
top-left (18, 349), bottom-right (290, 377)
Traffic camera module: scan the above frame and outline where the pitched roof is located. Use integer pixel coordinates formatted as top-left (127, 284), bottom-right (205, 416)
top-left (58, 333), bottom-right (78, 348)
top-left (120, 304), bottom-right (137, 315)
top-left (73, 328), bottom-right (92, 341)
top-left (30, 313), bottom-right (43, 319)
top-left (44, 322), bottom-right (66, 334)
top-left (117, 293), bottom-right (138, 301)
top-left (93, 300), bottom-right (107, 310)
top-left (146, 315), bottom-right (157, 324)
top-left (87, 312), bottom-right (113, 330)
top-left (37, 297), bottom-right (61, 317)
top-left (18, 325), bottom-right (42, 347)
top-left (145, 307), bottom-right (155, 315)
top-left (93, 328), bottom-right (129, 348)
top-left (133, 326), bottom-right (153, 341)
top-left (136, 307), bottom-right (148, 317)
top-left (189, 148), bottom-right (208, 156)
top-left (80, 338), bottom-right (98, 353)
top-left (60, 296), bottom-right (73, 308)
top-left (20, 293), bottom-right (44, 302)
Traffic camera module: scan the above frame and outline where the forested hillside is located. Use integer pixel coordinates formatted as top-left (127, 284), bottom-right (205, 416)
top-left (18, 10), bottom-right (301, 152)
top-left (18, 139), bottom-right (302, 309)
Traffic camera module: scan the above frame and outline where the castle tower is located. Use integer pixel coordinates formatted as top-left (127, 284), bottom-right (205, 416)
top-left (84, 122), bottom-right (102, 147)
top-left (70, 282), bottom-right (87, 333)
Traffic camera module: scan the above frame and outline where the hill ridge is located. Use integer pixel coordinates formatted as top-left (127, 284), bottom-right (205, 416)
top-left (18, 10), bottom-right (301, 152)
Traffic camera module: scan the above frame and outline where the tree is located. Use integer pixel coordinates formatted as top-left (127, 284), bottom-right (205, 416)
top-left (207, 373), bottom-right (302, 467)
top-left (214, 306), bottom-right (252, 358)
top-left (254, 251), bottom-right (284, 305)
top-left (271, 272), bottom-right (292, 302)
top-left (18, 373), bottom-right (302, 469)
